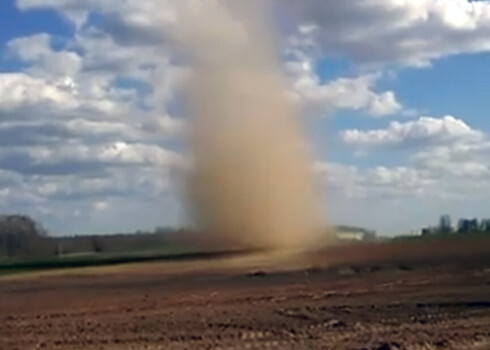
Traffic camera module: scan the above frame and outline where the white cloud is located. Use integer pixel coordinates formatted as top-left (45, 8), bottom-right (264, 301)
top-left (8, 34), bottom-right (82, 78)
top-left (7, 33), bottom-right (52, 61)
top-left (326, 111), bottom-right (490, 213)
top-left (16, 0), bottom-right (178, 36)
top-left (342, 115), bottom-right (483, 147)
top-left (15, 0), bottom-right (406, 119)
top-left (361, 166), bottom-right (435, 198)
top-left (0, 73), bottom-right (78, 112)
top-left (284, 25), bottom-right (403, 117)
top-left (290, 70), bottom-right (402, 117)
top-left (316, 162), bottom-right (435, 200)
top-left (7, 0), bottom-right (490, 235)
top-left (0, 142), bottom-right (184, 174)
top-left (283, 0), bottom-right (490, 67)
top-left (339, 114), bottom-right (490, 203)
top-left (367, 91), bottom-right (401, 116)
top-left (0, 4), bottom-right (190, 234)
top-left (32, 167), bottom-right (173, 201)
top-left (96, 142), bottom-right (184, 167)
top-left (412, 140), bottom-right (490, 179)
top-left (93, 201), bottom-right (109, 211)
top-left (17, 0), bottom-right (490, 68)
top-left (0, 71), bottom-right (137, 121)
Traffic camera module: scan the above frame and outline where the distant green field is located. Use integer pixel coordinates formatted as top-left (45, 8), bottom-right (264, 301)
top-left (0, 247), bottom-right (252, 277)
top-left (2, 233), bottom-right (488, 278)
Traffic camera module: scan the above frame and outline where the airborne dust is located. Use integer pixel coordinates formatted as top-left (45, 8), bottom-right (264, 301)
top-left (176, 1), bottom-right (325, 251)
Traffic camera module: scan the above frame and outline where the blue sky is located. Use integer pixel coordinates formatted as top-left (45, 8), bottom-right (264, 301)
top-left (2, 0), bottom-right (490, 236)
top-left (0, 2), bottom-right (70, 49)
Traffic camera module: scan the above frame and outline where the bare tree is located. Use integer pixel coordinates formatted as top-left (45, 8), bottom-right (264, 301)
top-left (0, 215), bottom-right (52, 259)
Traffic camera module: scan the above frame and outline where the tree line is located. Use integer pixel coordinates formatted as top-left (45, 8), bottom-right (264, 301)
top-left (0, 215), bottom-right (49, 259)
top-left (0, 214), bottom-right (186, 261)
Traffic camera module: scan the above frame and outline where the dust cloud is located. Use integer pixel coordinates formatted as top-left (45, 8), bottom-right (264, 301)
top-left (176, 0), bottom-right (325, 251)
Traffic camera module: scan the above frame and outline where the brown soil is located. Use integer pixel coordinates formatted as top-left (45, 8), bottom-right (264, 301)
top-left (1, 238), bottom-right (490, 350)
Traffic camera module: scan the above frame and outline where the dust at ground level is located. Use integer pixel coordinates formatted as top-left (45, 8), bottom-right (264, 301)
top-left (1, 238), bottom-right (490, 350)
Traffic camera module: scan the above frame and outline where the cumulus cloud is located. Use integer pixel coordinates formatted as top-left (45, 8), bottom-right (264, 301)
top-left (0, 73), bottom-right (78, 113)
top-left (15, 0), bottom-right (406, 119)
top-left (289, 69), bottom-right (402, 117)
top-left (331, 111), bottom-right (490, 208)
top-left (7, 33), bottom-right (52, 61)
top-left (0, 2), bottom-right (191, 232)
top-left (5, 0), bottom-right (490, 234)
top-left (8, 34), bottom-right (82, 77)
top-left (362, 166), bottom-right (435, 197)
top-left (0, 71), bottom-right (139, 122)
top-left (316, 157), bottom-right (490, 225)
top-left (342, 115), bottom-right (483, 147)
top-left (0, 142), bottom-right (184, 177)
top-left (412, 140), bottom-right (490, 179)
top-left (283, 0), bottom-right (490, 67)
top-left (22, 0), bottom-right (490, 68)
top-left (316, 161), bottom-right (436, 201)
